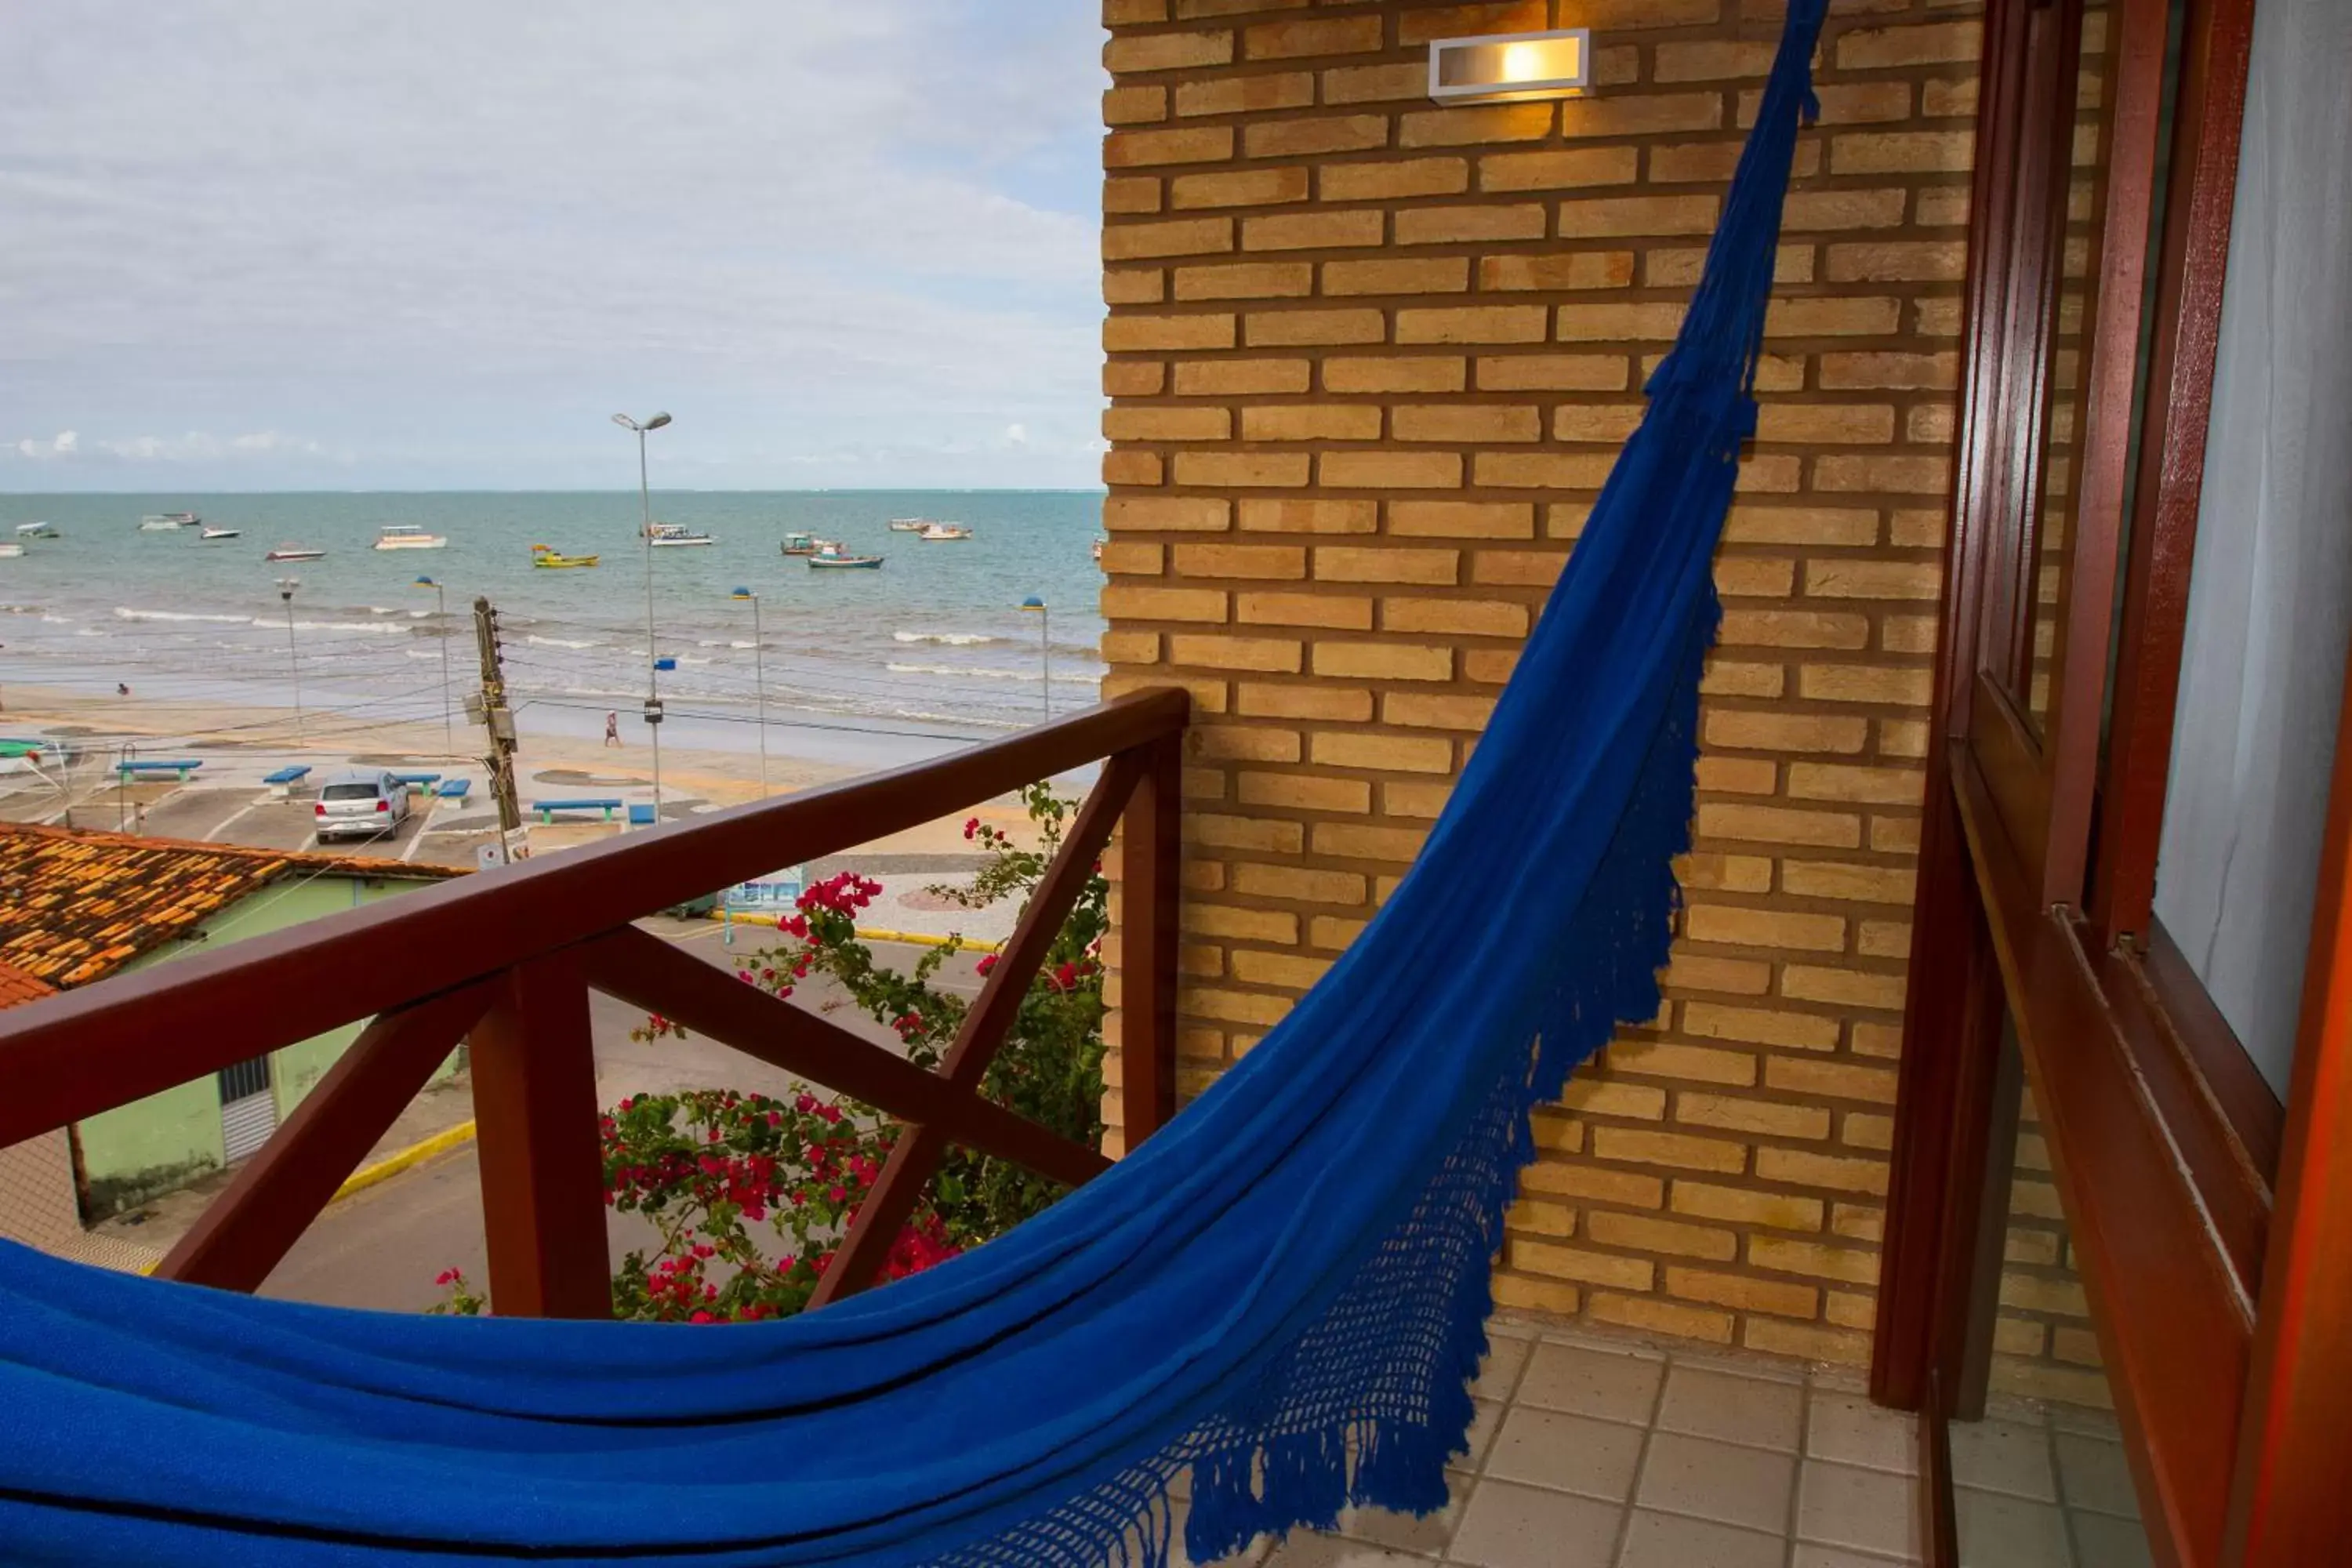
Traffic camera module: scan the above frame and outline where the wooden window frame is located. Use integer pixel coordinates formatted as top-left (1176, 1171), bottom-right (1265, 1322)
top-left (1871, 0), bottom-right (2352, 1563)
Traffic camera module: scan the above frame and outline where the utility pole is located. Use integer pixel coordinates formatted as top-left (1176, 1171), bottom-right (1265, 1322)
top-left (469, 596), bottom-right (523, 855)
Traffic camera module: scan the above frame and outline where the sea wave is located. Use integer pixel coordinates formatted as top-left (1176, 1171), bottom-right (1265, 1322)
top-left (527, 634), bottom-right (599, 650)
top-left (287, 619), bottom-right (412, 634)
top-left (886, 661), bottom-right (1102, 686)
top-left (114, 607), bottom-right (250, 625)
top-left (891, 630), bottom-right (1001, 648)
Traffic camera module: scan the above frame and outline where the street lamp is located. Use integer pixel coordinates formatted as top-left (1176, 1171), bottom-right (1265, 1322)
top-left (276, 577), bottom-right (305, 744)
top-left (731, 586), bottom-right (769, 797)
top-left (613, 411), bottom-right (673, 811)
top-left (1019, 595), bottom-right (1050, 720)
top-left (412, 575), bottom-right (454, 760)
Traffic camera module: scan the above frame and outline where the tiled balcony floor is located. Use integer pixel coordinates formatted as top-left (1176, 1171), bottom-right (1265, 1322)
top-left (1187, 1316), bottom-right (1926, 1568)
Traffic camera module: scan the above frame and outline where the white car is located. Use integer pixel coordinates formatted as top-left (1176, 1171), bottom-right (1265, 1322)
top-left (314, 770), bottom-right (412, 841)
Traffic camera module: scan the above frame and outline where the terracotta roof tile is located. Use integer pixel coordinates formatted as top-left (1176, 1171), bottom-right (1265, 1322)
top-left (0, 960), bottom-right (56, 1011)
top-left (0, 822), bottom-right (463, 989)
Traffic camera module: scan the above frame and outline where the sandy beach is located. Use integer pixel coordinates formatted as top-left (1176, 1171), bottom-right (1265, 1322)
top-left (0, 683), bottom-right (1062, 942)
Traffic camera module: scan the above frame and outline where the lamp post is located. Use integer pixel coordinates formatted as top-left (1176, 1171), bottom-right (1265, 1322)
top-left (613, 411), bottom-right (673, 811)
top-left (276, 576), bottom-right (305, 744)
top-left (731, 586), bottom-right (769, 797)
top-left (1019, 595), bottom-right (1050, 720)
top-left (413, 575), bottom-right (454, 759)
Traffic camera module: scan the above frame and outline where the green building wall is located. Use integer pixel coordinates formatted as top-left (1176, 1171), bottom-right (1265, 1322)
top-left (74, 874), bottom-right (457, 1218)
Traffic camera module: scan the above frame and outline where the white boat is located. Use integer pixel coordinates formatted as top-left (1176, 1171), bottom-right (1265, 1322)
top-left (646, 522), bottom-right (714, 547)
top-left (0, 542), bottom-right (23, 559)
top-left (887, 517), bottom-right (931, 533)
top-left (139, 512), bottom-right (199, 532)
top-left (14, 522), bottom-right (59, 540)
top-left (917, 522), bottom-right (973, 542)
top-left (199, 526), bottom-right (242, 541)
top-left (373, 524), bottom-right (448, 551)
top-left (264, 545), bottom-right (327, 562)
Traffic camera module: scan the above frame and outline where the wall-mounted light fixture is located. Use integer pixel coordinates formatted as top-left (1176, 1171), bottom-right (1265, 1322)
top-left (1426, 28), bottom-right (1592, 105)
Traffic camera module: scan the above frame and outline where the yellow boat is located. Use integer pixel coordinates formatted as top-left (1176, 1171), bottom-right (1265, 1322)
top-left (530, 544), bottom-right (600, 569)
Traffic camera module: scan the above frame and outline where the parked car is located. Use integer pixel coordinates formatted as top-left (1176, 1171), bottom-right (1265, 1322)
top-left (314, 771), bottom-right (411, 841)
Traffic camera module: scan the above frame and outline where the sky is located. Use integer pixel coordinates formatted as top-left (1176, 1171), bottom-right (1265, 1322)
top-left (0, 2), bottom-right (1110, 492)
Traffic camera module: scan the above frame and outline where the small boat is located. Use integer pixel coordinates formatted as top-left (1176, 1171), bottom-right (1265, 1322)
top-left (887, 517), bottom-right (931, 533)
top-left (0, 542), bottom-right (23, 559)
top-left (779, 532), bottom-right (844, 557)
top-left (264, 545), bottom-right (326, 562)
top-left (373, 524), bottom-right (448, 551)
top-left (646, 522), bottom-right (714, 547)
top-left (806, 545), bottom-right (883, 570)
top-left (199, 526), bottom-right (242, 542)
top-left (531, 544), bottom-right (601, 569)
top-left (139, 512), bottom-right (199, 532)
top-left (14, 522), bottom-right (59, 540)
top-left (917, 522), bottom-right (972, 542)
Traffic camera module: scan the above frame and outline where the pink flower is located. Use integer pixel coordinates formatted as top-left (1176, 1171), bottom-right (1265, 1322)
top-left (974, 953), bottom-right (999, 977)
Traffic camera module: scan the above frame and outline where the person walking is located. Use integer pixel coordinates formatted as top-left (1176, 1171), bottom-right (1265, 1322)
top-left (604, 710), bottom-right (621, 748)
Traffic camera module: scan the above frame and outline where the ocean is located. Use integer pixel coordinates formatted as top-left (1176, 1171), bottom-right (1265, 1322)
top-left (0, 492), bottom-right (1108, 762)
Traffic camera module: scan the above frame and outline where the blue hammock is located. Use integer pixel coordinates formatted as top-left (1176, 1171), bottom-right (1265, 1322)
top-left (0, 7), bottom-right (1828, 1563)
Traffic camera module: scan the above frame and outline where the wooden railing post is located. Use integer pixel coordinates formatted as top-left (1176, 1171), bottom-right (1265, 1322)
top-left (470, 953), bottom-right (610, 1318)
top-left (1120, 731), bottom-right (1182, 1147)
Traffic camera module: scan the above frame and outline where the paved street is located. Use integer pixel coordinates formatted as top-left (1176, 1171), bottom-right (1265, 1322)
top-left (260, 923), bottom-right (985, 1313)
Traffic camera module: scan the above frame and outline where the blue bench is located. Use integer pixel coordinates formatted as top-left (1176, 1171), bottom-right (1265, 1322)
top-left (531, 797), bottom-right (622, 823)
top-left (262, 765), bottom-right (310, 799)
top-left (434, 779), bottom-right (472, 800)
top-left (117, 759), bottom-right (203, 782)
top-left (391, 771), bottom-right (441, 787)
top-left (627, 804), bottom-right (658, 826)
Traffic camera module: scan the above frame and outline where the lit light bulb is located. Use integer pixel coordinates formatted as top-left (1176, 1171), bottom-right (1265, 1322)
top-left (1501, 41), bottom-right (1544, 82)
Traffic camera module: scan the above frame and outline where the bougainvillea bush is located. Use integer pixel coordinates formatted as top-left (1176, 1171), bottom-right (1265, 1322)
top-left (432, 782), bottom-right (1106, 1323)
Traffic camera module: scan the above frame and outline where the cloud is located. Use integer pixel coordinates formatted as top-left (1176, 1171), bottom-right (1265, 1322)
top-left (7, 428), bottom-right (339, 464)
top-left (0, 2), bottom-right (1109, 489)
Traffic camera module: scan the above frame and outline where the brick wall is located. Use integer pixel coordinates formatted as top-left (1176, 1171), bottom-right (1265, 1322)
top-left (1098, 0), bottom-right (1991, 1367)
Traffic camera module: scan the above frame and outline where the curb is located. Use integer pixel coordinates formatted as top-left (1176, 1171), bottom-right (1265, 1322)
top-left (332, 1120), bottom-right (477, 1204)
top-left (706, 911), bottom-right (1004, 955)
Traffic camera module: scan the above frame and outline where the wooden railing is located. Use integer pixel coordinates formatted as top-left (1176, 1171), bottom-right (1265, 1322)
top-left (0, 690), bottom-right (1189, 1317)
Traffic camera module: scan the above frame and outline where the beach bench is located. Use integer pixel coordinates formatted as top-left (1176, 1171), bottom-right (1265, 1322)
top-left (262, 765), bottom-right (310, 799)
top-left (116, 759), bottom-right (203, 782)
top-left (531, 797), bottom-right (622, 824)
top-left (434, 779), bottom-right (472, 800)
top-left (627, 804), bottom-right (658, 827)
top-left (391, 771), bottom-right (441, 789)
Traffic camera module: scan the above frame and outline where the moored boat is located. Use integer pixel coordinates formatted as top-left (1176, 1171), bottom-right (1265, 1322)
top-left (806, 544), bottom-right (883, 569)
top-left (199, 526), bottom-right (242, 541)
top-left (14, 522), bottom-right (59, 540)
top-left (139, 512), bottom-right (199, 532)
top-left (917, 522), bottom-right (972, 542)
top-left (0, 542), bottom-right (23, 559)
top-left (646, 522), bottom-right (714, 547)
top-left (531, 544), bottom-right (601, 569)
top-left (780, 532), bottom-right (844, 557)
top-left (264, 545), bottom-right (327, 562)
top-left (887, 517), bottom-right (931, 533)
top-left (373, 524), bottom-right (448, 551)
